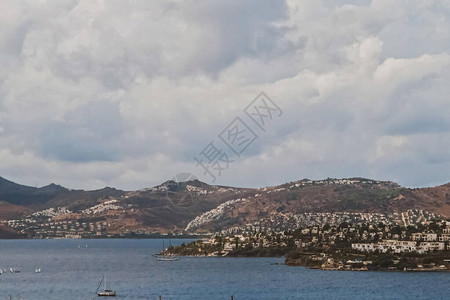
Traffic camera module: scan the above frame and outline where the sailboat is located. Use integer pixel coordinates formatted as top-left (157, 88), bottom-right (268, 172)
top-left (156, 255), bottom-right (180, 261)
top-left (96, 275), bottom-right (116, 297)
top-left (155, 240), bottom-right (180, 261)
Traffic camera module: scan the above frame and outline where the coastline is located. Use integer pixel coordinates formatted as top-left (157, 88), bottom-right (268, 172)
top-left (284, 253), bottom-right (450, 272)
top-left (163, 238), bottom-right (450, 273)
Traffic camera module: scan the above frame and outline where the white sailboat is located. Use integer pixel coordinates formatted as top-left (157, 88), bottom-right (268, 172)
top-left (96, 275), bottom-right (116, 297)
top-left (156, 255), bottom-right (180, 261)
top-left (155, 240), bottom-right (180, 261)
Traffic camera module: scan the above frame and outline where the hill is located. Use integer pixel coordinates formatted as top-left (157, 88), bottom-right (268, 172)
top-left (182, 178), bottom-right (450, 233)
top-left (0, 176), bottom-right (449, 238)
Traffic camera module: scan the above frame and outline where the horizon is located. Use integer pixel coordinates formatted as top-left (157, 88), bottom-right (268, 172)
top-left (1, 174), bottom-right (448, 192)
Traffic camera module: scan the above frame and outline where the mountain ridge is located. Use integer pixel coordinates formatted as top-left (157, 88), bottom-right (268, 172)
top-left (0, 175), bottom-right (449, 238)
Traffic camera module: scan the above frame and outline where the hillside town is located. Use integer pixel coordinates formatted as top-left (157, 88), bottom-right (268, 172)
top-left (4, 218), bottom-right (112, 239)
top-left (1, 206), bottom-right (444, 240)
top-left (215, 210), bottom-right (441, 236)
top-left (2, 188), bottom-right (450, 271)
top-left (166, 216), bottom-right (450, 271)
top-left (1, 202), bottom-right (159, 239)
top-left (184, 178), bottom-right (400, 232)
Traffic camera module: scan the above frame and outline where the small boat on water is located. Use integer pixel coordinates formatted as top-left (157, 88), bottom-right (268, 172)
top-left (97, 290), bottom-right (116, 297)
top-left (96, 275), bottom-right (116, 297)
top-left (156, 255), bottom-right (180, 261)
top-left (155, 240), bottom-right (180, 261)
top-left (35, 268), bottom-right (41, 273)
top-left (9, 267), bottom-right (20, 273)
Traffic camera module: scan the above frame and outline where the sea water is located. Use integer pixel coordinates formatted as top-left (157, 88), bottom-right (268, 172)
top-left (0, 239), bottom-right (449, 299)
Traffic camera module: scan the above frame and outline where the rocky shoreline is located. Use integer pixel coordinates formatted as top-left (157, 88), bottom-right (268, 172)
top-left (284, 252), bottom-right (450, 272)
top-left (164, 240), bottom-right (450, 273)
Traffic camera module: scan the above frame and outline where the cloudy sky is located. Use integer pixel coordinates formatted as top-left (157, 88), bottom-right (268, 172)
top-left (0, 0), bottom-right (449, 190)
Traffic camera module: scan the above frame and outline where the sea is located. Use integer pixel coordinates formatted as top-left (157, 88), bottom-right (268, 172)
top-left (0, 239), bottom-right (449, 300)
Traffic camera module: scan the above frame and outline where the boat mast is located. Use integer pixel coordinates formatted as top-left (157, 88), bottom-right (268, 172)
top-left (96, 276), bottom-right (104, 293)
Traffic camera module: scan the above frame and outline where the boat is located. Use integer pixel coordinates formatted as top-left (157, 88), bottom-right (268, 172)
top-left (9, 267), bottom-right (20, 273)
top-left (35, 268), bottom-right (41, 273)
top-left (96, 275), bottom-right (116, 297)
top-left (156, 255), bottom-right (180, 261)
top-left (155, 240), bottom-right (180, 261)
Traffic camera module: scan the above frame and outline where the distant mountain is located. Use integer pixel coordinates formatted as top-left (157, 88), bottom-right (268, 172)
top-left (0, 176), bottom-right (253, 236)
top-left (0, 176), bottom-right (61, 206)
top-left (118, 180), bottom-right (253, 233)
top-left (186, 178), bottom-right (450, 232)
top-left (0, 176), bottom-right (449, 238)
top-left (0, 176), bottom-right (36, 193)
top-left (39, 183), bottom-right (68, 193)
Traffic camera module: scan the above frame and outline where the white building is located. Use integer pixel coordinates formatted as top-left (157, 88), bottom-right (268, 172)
top-left (352, 240), bottom-right (445, 254)
top-left (411, 233), bottom-right (438, 241)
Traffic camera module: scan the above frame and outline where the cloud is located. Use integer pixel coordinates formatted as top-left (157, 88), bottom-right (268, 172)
top-left (0, 0), bottom-right (449, 190)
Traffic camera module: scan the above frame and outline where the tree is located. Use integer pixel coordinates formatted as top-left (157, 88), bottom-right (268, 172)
top-left (339, 222), bottom-right (349, 230)
top-left (379, 258), bottom-right (393, 268)
top-left (374, 234), bottom-right (380, 243)
top-left (391, 226), bottom-right (403, 236)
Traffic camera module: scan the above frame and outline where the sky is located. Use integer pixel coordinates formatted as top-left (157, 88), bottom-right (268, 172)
top-left (0, 0), bottom-right (449, 190)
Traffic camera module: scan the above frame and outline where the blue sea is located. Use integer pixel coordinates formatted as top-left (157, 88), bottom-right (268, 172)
top-left (0, 239), bottom-right (449, 299)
